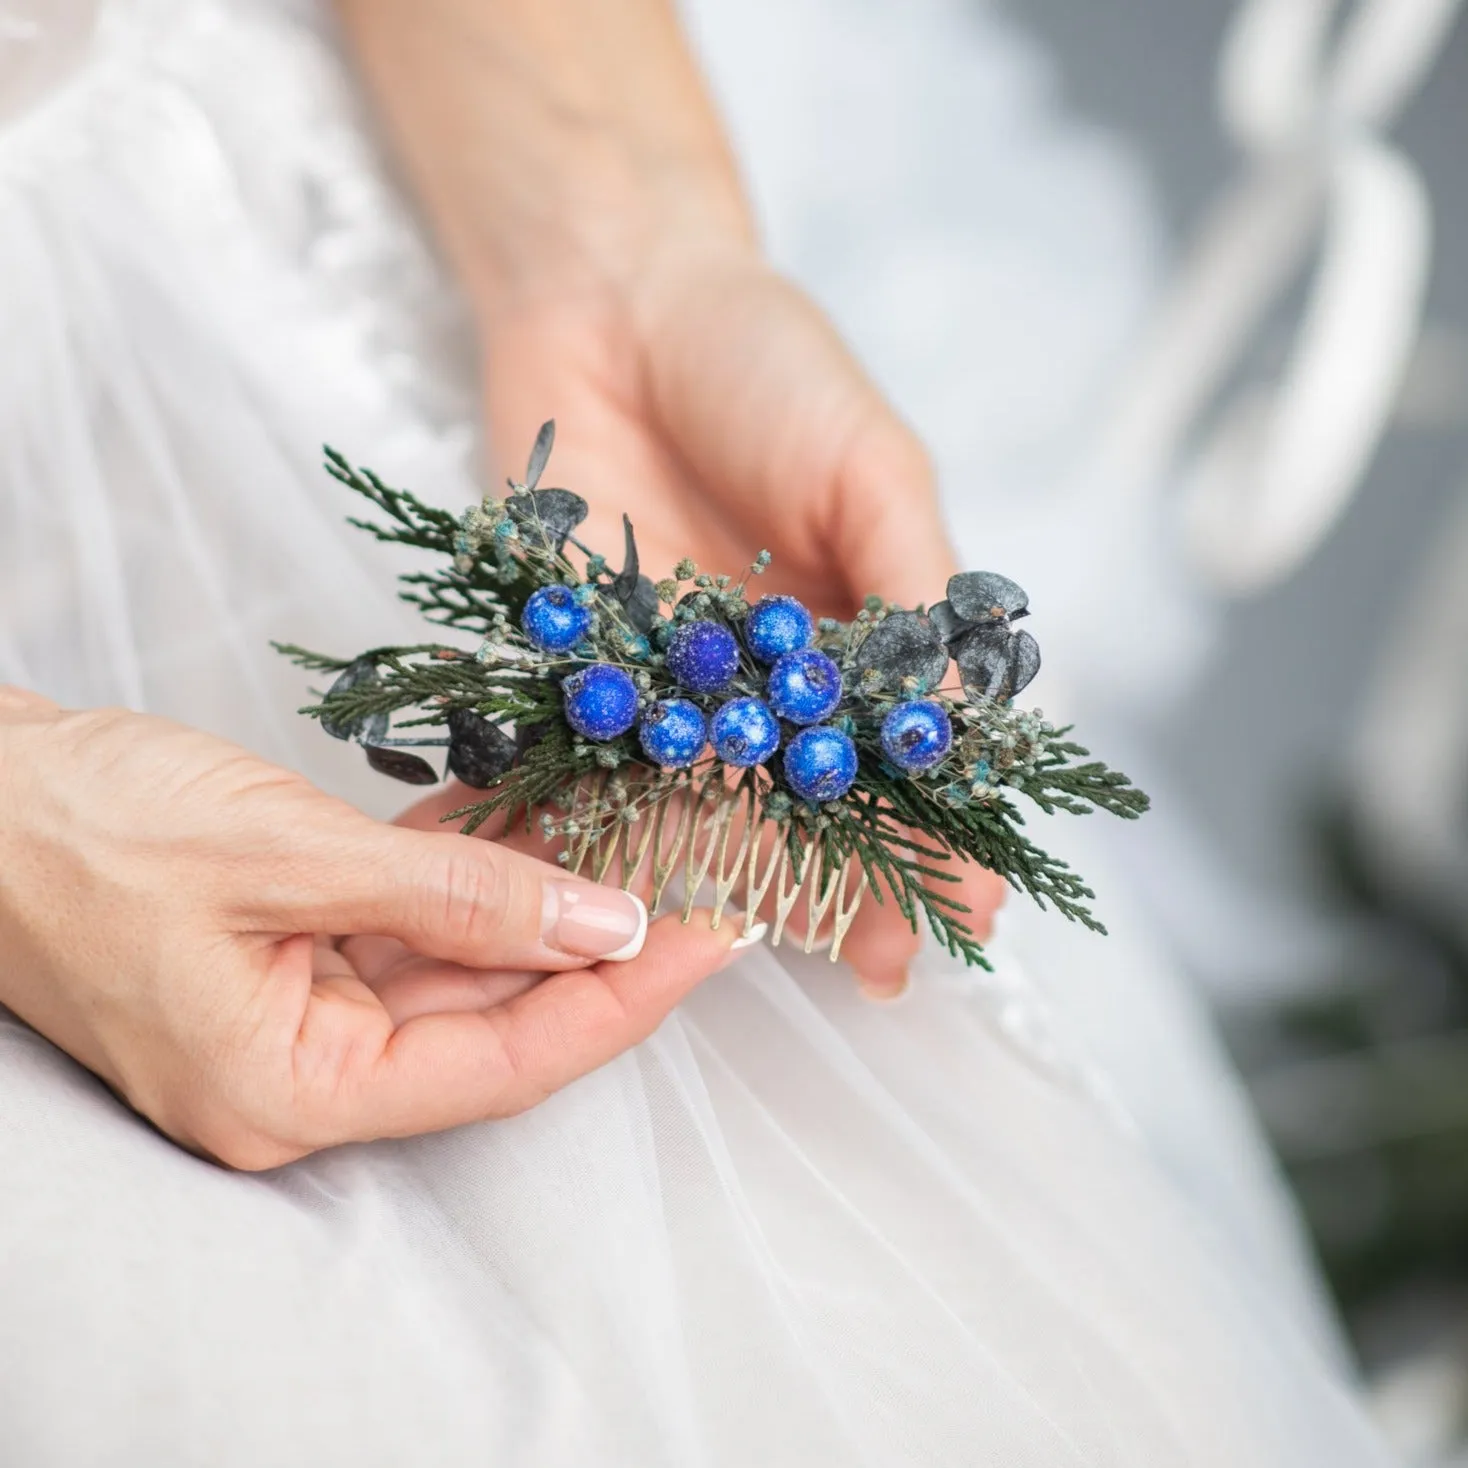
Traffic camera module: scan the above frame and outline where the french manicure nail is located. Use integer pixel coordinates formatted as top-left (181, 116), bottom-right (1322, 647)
top-left (545, 883), bottom-right (647, 962)
top-left (729, 922), bottom-right (768, 952)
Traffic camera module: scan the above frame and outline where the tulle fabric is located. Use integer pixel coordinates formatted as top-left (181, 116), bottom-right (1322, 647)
top-left (0, 1), bottom-right (1392, 1463)
top-left (2, 936), bottom-right (1388, 1467)
top-left (0, 0), bottom-right (473, 809)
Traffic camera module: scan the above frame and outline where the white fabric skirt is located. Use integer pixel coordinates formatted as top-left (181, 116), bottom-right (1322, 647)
top-left (0, 1), bottom-right (1393, 1463)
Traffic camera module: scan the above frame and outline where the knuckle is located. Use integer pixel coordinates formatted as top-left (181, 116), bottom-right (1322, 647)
top-left (425, 845), bottom-right (520, 950)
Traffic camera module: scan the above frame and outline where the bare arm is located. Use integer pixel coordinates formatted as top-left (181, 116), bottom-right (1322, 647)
top-left (335, 0), bottom-right (754, 323)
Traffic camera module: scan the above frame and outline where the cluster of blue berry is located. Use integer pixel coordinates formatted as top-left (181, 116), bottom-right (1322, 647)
top-left (520, 586), bottom-right (955, 805)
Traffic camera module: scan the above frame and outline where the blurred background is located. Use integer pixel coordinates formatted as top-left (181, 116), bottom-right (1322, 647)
top-left (1018, 1), bottom-right (1468, 1460)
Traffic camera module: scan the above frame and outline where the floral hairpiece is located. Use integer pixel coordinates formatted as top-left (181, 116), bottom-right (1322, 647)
top-left (277, 422), bottom-right (1148, 967)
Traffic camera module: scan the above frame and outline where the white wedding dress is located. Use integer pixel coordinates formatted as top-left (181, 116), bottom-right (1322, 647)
top-left (0, 2), bottom-right (1396, 1464)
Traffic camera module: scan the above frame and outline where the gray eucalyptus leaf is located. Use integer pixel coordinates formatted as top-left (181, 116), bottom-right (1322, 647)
top-left (926, 599), bottom-right (967, 647)
top-left (516, 720), bottom-right (551, 758)
top-left (955, 624), bottom-right (1041, 701)
top-left (320, 655), bottom-right (381, 741)
top-left (523, 420), bottom-right (555, 491)
top-left (852, 610), bottom-right (949, 694)
top-left (364, 744), bottom-right (440, 785)
top-left (606, 515), bottom-right (660, 633)
top-left (507, 487), bottom-right (589, 553)
top-left (1008, 629), bottom-right (1041, 697)
top-left (447, 708), bottom-right (519, 789)
top-left (620, 576), bottom-right (660, 634)
top-left (947, 571), bottom-right (1029, 625)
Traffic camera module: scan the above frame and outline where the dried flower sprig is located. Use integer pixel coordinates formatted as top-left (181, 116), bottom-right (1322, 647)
top-left (276, 422), bottom-right (1149, 968)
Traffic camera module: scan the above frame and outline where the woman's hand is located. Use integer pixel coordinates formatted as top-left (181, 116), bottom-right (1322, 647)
top-left (485, 259), bottom-right (958, 615)
top-left (0, 689), bottom-right (750, 1168)
top-left (338, 0), bottom-right (1008, 993)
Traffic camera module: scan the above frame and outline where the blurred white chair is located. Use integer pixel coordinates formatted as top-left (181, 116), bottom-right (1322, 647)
top-left (1099, 0), bottom-right (1459, 593)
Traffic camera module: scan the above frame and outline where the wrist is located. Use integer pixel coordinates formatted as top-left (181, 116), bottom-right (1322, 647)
top-left (457, 149), bottom-right (758, 333)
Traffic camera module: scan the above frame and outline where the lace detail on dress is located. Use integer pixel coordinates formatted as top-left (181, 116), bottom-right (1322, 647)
top-left (0, 0), bottom-right (477, 470)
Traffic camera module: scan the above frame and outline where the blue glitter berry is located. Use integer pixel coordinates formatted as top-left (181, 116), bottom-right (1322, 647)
top-left (880, 700), bottom-right (953, 773)
top-left (710, 697), bottom-right (781, 768)
top-left (638, 698), bottom-right (707, 768)
top-left (666, 621), bottom-right (740, 693)
top-left (522, 585), bottom-right (593, 653)
top-left (562, 664), bottom-right (638, 741)
top-left (783, 726), bottom-right (859, 802)
top-left (744, 595), bottom-right (813, 664)
top-left (766, 649), bottom-right (843, 725)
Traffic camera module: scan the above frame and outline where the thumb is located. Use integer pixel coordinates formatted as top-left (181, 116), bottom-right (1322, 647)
top-left (252, 822), bottom-right (649, 970)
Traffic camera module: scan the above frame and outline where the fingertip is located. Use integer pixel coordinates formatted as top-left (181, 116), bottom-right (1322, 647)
top-left (607, 906), bottom-right (763, 992)
top-left (685, 907), bottom-right (770, 966)
top-left (857, 967), bottom-right (911, 1003)
top-left (841, 894), bottom-right (921, 989)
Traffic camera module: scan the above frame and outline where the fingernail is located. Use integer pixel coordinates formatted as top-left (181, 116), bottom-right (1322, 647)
top-left (545, 883), bottom-right (647, 962)
top-left (705, 909), bottom-right (767, 962)
top-left (858, 970), bottom-right (910, 1003)
top-left (729, 922), bottom-right (768, 952)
